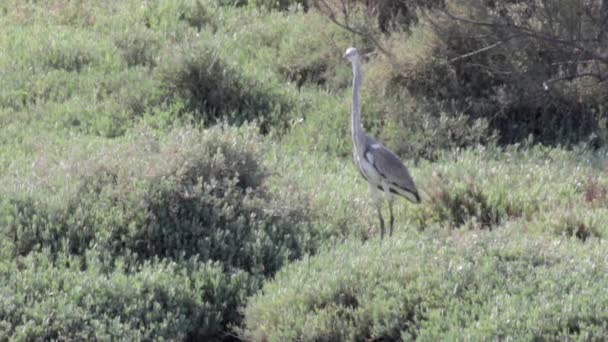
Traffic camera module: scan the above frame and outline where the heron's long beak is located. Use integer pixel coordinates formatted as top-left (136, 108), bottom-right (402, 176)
top-left (343, 53), bottom-right (348, 60)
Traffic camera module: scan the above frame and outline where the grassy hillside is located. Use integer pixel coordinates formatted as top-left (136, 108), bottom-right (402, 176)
top-left (1, 0), bottom-right (608, 340)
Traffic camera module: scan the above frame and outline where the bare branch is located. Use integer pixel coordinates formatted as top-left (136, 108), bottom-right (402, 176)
top-left (443, 35), bottom-right (520, 65)
top-left (543, 72), bottom-right (608, 90)
top-left (314, 0), bottom-right (395, 59)
top-left (441, 8), bottom-right (608, 65)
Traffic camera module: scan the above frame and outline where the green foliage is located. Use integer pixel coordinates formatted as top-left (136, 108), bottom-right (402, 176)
top-left (0, 125), bottom-right (318, 340)
top-left (0, 21), bottom-right (164, 138)
top-left (410, 145), bottom-right (592, 232)
top-left (243, 228), bottom-right (608, 341)
top-left (138, 0), bottom-right (218, 32)
top-left (113, 26), bottom-right (162, 67)
top-left (1, 125), bottom-right (316, 271)
top-left (374, 95), bottom-right (497, 160)
top-left (264, 142), bottom-right (379, 242)
top-left (282, 88), bottom-right (352, 156)
top-left (274, 13), bottom-right (362, 89)
top-left (0, 251), bottom-right (252, 341)
top-left (157, 37), bottom-right (293, 132)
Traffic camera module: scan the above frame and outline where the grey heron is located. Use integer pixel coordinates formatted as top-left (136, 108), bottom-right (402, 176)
top-left (344, 47), bottom-right (420, 238)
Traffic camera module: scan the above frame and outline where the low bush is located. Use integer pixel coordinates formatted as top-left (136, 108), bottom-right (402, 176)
top-left (371, 94), bottom-right (497, 160)
top-left (0, 124), bottom-right (318, 339)
top-left (0, 25), bottom-right (117, 110)
top-left (409, 145), bottom-right (601, 232)
top-left (1, 68), bottom-right (162, 138)
top-left (138, 0), bottom-right (218, 32)
top-left (0, 251), bottom-right (252, 341)
top-left (282, 89), bottom-right (352, 156)
top-left (157, 38), bottom-right (293, 132)
top-left (0, 125), bottom-right (316, 273)
top-left (242, 228), bottom-right (608, 341)
top-left (0, 23), bottom-right (163, 138)
top-left (113, 26), bottom-right (162, 67)
top-left (264, 142), bottom-right (380, 241)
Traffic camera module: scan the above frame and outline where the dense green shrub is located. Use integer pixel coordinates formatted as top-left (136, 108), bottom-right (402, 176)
top-left (0, 251), bottom-right (252, 341)
top-left (283, 89), bottom-right (352, 156)
top-left (0, 25), bottom-right (117, 109)
top-left (0, 125), bottom-right (316, 273)
top-left (0, 22), bottom-right (163, 138)
top-left (242, 228), bottom-right (608, 341)
top-left (264, 141), bottom-right (380, 241)
top-left (113, 26), bottom-right (162, 67)
top-left (0, 124), bottom-right (318, 339)
top-left (371, 93), bottom-right (497, 160)
top-left (410, 145), bottom-right (575, 230)
top-left (0, 68), bottom-right (162, 138)
top-left (138, 0), bottom-right (218, 32)
top-left (157, 38), bottom-right (293, 132)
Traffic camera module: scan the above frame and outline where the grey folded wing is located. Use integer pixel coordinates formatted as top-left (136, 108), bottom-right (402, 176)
top-left (367, 145), bottom-right (420, 203)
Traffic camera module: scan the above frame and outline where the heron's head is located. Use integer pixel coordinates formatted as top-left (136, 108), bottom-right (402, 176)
top-left (343, 47), bottom-right (359, 63)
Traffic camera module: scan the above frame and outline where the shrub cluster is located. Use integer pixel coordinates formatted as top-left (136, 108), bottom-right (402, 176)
top-left (0, 252), bottom-right (252, 341)
top-left (0, 125), bottom-right (317, 340)
top-left (243, 228), bottom-right (608, 341)
top-left (409, 146), bottom-right (566, 229)
top-left (157, 38), bottom-right (293, 133)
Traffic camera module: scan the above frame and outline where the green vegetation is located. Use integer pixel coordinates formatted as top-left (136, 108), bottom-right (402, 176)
top-left (243, 228), bottom-right (608, 341)
top-left (1, 0), bottom-right (608, 340)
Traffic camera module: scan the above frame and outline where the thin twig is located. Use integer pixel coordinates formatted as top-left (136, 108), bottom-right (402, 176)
top-left (543, 72), bottom-right (608, 90)
top-left (441, 9), bottom-right (608, 64)
top-left (442, 35), bottom-right (520, 65)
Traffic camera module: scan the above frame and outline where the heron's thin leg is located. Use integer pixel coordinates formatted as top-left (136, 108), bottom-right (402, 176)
top-left (381, 182), bottom-right (394, 236)
top-left (377, 206), bottom-right (385, 239)
top-left (388, 200), bottom-right (394, 236)
top-left (369, 184), bottom-right (385, 238)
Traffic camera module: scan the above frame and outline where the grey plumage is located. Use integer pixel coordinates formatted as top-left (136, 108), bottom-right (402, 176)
top-left (344, 47), bottom-right (420, 238)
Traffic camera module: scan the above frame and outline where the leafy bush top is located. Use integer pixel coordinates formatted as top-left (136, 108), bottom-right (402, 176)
top-left (243, 227), bottom-right (608, 341)
top-left (1, 124), bottom-right (316, 272)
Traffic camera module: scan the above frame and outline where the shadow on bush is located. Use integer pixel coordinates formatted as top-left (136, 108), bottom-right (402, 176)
top-left (388, 0), bottom-right (608, 147)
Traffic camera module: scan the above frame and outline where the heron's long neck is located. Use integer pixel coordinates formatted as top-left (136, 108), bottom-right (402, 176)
top-left (351, 59), bottom-right (363, 148)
